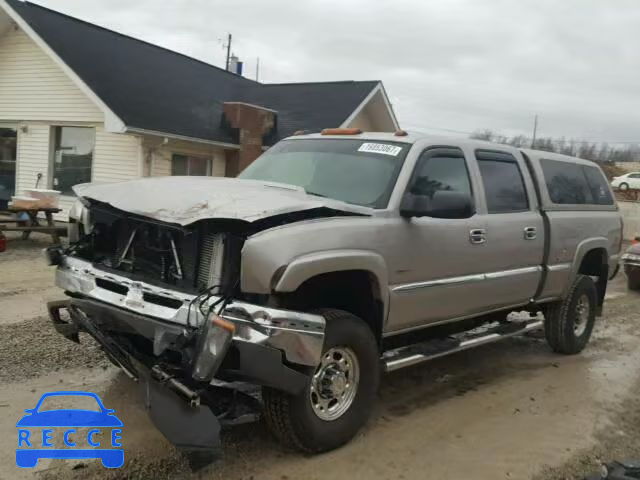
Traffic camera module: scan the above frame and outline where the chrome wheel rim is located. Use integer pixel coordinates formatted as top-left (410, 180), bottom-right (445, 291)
top-left (309, 347), bottom-right (360, 421)
top-left (574, 294), bottom-right (590, 336)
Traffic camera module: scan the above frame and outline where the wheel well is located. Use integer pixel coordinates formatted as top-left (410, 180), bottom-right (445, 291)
top-left (578, 248), bottom-right (608, 311)
top-left (274, 270), bottom-right (384, 343)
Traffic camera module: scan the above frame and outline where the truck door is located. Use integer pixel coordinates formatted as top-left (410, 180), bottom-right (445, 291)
top-left (470, 149), bottom-right (545, 309)
top-left (387, 146), bottom-right (491, 333)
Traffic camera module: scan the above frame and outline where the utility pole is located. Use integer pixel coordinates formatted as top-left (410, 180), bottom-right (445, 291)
top-left (224, 33), bottom-right (232, 71)
top-left (256, 57), bottom-right (260, 81)
top-left (531, 114), bottom-right (538, 148)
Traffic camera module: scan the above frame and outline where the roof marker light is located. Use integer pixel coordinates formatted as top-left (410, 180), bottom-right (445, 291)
top-left (321, 128), bottom-right (362, 136)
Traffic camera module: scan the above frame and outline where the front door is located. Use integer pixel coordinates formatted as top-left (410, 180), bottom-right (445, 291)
top-left (628, 173), bottom-right (640, 189)
top-left (387, 146), bottom-right (488, 333)
top-left (0, 127), bottom-right (17, 209)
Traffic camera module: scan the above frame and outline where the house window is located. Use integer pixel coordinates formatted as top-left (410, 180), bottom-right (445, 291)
top-left (171, 154), bottom-right (211, 176)
top-left (52, 127), bottom-right (95, 195)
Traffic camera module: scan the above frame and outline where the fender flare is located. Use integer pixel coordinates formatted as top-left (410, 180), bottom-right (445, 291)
top-left (274, 249), bottom-right (389, 316)
top-left (566, 237), bottom-right (610, 293)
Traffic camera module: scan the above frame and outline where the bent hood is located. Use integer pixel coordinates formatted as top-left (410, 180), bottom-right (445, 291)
top-left (73, 177), bottom-right (370, 226)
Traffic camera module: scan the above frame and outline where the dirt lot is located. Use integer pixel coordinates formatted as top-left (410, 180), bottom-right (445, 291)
top-left (1, 233), bottom-right (639, 480)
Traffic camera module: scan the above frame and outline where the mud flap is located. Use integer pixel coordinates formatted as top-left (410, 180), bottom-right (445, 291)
top-left (141, 375), bottom-right (222, 468)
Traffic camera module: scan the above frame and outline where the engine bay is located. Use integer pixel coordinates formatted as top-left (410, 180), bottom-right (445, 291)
top-left (70, 201), bottom-right (243, 293)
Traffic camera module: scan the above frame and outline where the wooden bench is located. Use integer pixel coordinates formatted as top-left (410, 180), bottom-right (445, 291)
top-left (0, 207), bottom-right (65, 244)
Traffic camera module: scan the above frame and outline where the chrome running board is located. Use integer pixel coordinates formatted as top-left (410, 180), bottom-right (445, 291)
top-left (382, 319), bottom-right (544, 373)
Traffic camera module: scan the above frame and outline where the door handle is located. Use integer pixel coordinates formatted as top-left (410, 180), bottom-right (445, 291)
top-left (469, 228), bottom-right (486, 245)
top-left (524, 226), bottom-right (537, 240)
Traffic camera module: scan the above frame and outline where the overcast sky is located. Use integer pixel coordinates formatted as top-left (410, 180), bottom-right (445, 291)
top-left (33, 0), bottom-right (640, 144)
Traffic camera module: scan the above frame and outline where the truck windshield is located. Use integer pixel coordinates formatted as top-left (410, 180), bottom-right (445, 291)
top-left (239, 139), bottom-right (410, 208)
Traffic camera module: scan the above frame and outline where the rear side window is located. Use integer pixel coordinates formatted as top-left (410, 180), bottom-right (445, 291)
top-left (583, 165), bottom-right (614, 205)
top-left (540, 159), bottom-right (613, 205)
top-left (476, 150), bottom-right (529, 213)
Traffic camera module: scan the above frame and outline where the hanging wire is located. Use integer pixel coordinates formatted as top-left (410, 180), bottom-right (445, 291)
top-left (185, 284), bottom-right (221, 329)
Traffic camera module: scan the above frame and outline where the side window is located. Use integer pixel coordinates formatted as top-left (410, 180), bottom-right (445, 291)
top-left (476, 150), bottom-right (529, 213)
top-left (540, 159), bottom-right (594, 205)
top-left (410, 147), bottom-right (472, 198)
top-left (583, 166), bottom-right (614, 205)
top-left (629, 173), bottom-right (640, 179)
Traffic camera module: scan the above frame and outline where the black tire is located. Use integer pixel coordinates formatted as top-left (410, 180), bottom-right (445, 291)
top-left (544, 275), bottom-right (597, 355)
top-left (263, 309), bottom-right (380, 453)
top-left (627, 269), bottom-right (640, 291)
top-left (619, 182), bottom-right (629, 191)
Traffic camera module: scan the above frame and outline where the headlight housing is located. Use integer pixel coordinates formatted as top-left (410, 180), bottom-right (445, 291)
top-left (191, 314), bottom-right (235, 382)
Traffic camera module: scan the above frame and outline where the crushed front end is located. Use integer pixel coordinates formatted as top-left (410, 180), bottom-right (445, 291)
top-left (45, 199), bottom-right (325, 462)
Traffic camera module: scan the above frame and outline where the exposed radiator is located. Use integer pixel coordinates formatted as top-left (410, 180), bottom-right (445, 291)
top-left (197, 233), bottom-right (225, 290)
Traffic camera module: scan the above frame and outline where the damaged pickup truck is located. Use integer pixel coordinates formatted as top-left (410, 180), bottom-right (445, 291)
top-left (46, 130), bottom-right (622, 459)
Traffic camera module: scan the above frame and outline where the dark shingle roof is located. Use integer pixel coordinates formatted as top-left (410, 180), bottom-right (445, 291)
top-left (5, 0), bottom-right (379, 144)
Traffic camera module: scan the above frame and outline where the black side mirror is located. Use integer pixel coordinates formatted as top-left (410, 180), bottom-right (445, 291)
top-left (400, 190), bottom-right (473, 219)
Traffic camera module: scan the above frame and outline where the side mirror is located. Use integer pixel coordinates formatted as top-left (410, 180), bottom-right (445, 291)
top-left (400, 190), bottom-right (473, 219)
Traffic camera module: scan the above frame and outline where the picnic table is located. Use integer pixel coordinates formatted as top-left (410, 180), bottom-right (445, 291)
top-left (0, 207), bottom-right (65, 244)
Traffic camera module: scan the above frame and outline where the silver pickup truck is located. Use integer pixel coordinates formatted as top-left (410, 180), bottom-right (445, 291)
top-left (46, 130), bottom-right (622, 460)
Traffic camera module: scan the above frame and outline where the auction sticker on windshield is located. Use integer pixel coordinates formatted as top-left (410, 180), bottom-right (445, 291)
top-left (357, 143), bottom-right (403, 156)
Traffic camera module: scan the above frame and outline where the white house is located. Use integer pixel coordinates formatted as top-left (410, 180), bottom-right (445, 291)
top-left (0, 0), bottom-right (399, 217)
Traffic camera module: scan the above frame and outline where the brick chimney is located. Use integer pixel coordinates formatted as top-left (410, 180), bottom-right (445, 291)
top-left (223, 102), bottom-right (276, 176)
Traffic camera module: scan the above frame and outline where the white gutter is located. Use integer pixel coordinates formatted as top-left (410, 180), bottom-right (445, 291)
top-left (126, 127), bottom-right (241, 150)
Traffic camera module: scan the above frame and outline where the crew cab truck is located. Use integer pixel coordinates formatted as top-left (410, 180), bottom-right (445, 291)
top-left (46, 130), bottom-right (622, 459)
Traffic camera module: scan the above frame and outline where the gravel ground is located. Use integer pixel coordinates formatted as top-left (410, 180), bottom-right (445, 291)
top-left (1, 234), bottom-right (639, 480)
top-left (0, 316), bottom-right (109, 382)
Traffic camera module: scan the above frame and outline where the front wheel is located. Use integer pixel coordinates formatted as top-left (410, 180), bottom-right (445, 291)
top-left (544, 275), bottom-right (597, 354)
top-left (619, 182), bottom-right (630, 191)
top-left (263, 309), bottom-right (380, 453)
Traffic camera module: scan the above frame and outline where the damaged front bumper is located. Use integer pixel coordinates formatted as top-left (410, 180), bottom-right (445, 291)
top-left (55, 256), bottom-right (326, 368)
top-left (47, 255), bottom-right (326, 460)
top-left (49, 299), bottom-right (223, 460)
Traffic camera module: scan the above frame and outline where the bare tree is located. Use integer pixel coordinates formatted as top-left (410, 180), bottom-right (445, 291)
top-left (469, 130), bottom-right (639, 164)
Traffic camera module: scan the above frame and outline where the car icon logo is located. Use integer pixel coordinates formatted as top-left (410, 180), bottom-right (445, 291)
top-left (15, 391), bottom-right (124, 468)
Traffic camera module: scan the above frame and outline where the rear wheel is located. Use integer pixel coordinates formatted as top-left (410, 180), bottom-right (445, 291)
top-left (263, 309), bottom-right (380, 453)
top-left (544, 275), bottom-right (597, 354)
